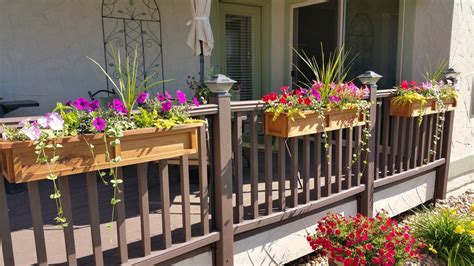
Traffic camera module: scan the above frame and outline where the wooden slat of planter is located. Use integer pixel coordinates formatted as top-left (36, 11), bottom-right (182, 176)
top-left (115, 168), bottom-right (128, 263)
top-left (0, 173), bottom-right (14, 266)
top-left (250, 111), bottom-right (259, 219)
top-left (1, 124), bottom-right (201, 183)
top-left (264, 135), bottom-right (273, 215)
top-left (28, 181), bottom-right (47, 266)
top-left (290, 138), bottom-right (298, 207)
top-left (137, 163), bottom-right (151, 256)
top-left (314, 133), bottom-right (322, 200)
top-left (197, 125), bottom-right (209, 235)
top-left (323, 132), bottom-right (332, 197)
top-left (278, 137), bottom-right (286, 211)
top-left (335, 129), bottom-right (342, 193)
top-left (58, 176), bottom-right (77, 266)
top-left (159, 160), bottom-right (172, 248)
top-left (180, 156), bottom-right (192, 241)
top-left (302, 135), bottom-right (310, 204)
top-left (344, 127), bottom-right (353, 189)
top-left (86, 172), bottom-right (103, 265)
top-left (264, 109), bottom-right (365, 138)
top-left (232, 113), bottom-right (244, 224)
top-left (381, 99), bottom-right (390, 178)
top-left (352, 127), bottom-right (361, 187)
top-left (389, 117), bottom-right (400, 175)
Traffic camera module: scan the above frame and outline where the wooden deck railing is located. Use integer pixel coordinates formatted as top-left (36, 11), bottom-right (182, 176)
top-left (0, 88), bottom-right (454, 265)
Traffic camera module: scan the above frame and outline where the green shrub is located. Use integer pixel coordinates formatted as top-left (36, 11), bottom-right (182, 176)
top-left (409, 207), bottom-right (474, 265)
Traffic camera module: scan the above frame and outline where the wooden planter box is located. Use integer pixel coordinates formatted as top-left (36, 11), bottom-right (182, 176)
top-left (264, 109), bottom-right (365, 138)
top-left (390, 98), bottom-right (457, 117)
top-left (0, 123), bottom-right (203, 183)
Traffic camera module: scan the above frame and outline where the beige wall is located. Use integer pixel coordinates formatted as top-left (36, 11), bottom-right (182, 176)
top-left (0, 0), bottom-right (206, 116)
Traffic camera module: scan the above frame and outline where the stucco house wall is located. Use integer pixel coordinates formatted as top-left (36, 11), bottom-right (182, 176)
top-left (0, 0), bottom-right (205, 116)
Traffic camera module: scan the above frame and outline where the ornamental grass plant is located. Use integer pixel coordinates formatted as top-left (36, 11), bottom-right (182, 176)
top-left (409, 206), bottom-right (474, 265)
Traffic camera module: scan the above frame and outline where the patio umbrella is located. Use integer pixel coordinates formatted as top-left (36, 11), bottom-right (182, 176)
top-left (186, 0), bottom-right (214, 85)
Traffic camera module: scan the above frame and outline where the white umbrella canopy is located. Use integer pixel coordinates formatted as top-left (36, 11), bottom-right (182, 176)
top-left (186, 0), bottom-right (214, 56)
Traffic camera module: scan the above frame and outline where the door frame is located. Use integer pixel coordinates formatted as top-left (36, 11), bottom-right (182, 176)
top-left (286, 0), bottom-right (345, 84)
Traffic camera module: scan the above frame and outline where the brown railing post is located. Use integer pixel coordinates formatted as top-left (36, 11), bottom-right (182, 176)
top-left (357, 71), bottom-right (382, 217)
top-left (209, 77), bottom-right (234, 265)
top-left (434, 110), bottom-right (454, 200)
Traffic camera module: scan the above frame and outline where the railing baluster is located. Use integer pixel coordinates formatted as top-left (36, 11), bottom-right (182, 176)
top-left (278, 137), bottom-right (286, 211)
top-left (159, 160), bottom-right (172, 249)
top-left (436, 113), bottom-right (444, 160)
top-left (115, 167), bottom-right (128, 263)
top-left (381, 99), bottom-right (390, 178)
top-left (344, 128), bottom-right (353, 188)
top-left (137, 163), bottom-right (151, 256)
top-left (290, 137), bottom-right (298, 207)
top-left (198, 125), bottom-right (210, 235)
top-left (397, 117), bottom-right (407, 173)
top-left (335, 129), bottom-right (342, 193)
top-left (375, 101), bottom-right (382, 180)
top-left (28, 181), bottom-right (47, 266)
top-left (389, 117), bottom-right (400, 175)
top-left (232, 113), bottom-right (244, 223)
top-left (180, 155), bottom-right (192, 241)
top-left (405, 118), bottom-right (415, 170)
top-left (302, 135), bottom-right (310, 204)
top-left (0, 173), bottom-right (14, 266)
top-left (426, 114), bottom-right (434, 163)
top-left (58, 176), bottom-right (77, 265)
top-left (86, 172), bottom-right (103, 265)
top-left (264, 135), bottom-right (273, 215)
top-left (419, 118), bottom-right (427, 166)
top-left (323, 132), bottom-right (332, 197)
top-left (314, 133), bottom-right (322, 200)
top-left (250, 111), bottom-right (259, 219)
top-left (411, 118), bottom-right (420, 169)
top-left (353, 127), bottom-right (361, 187)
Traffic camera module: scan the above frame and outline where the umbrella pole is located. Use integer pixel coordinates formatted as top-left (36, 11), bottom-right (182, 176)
top-left (200, 40), bottom-right (205, 85)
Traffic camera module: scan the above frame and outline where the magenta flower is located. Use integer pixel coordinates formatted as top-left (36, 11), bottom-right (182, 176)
top-left (176, 90), bottom-right (187, 104)
top-left (193, 97), bottom-right (200, 107)
top-left (328, 95), bottom-right (340, 103)
top-left (157, 93), bottom-right (166, 101)
top-left (89, 100), bottom-right (100, 111)
top-left (65, 100), bottom-right (73, 107)
top-left (93, 117), bottom-right (106, 132)
top-left (75, 97), bottom-right (90, 111)
top-left (112, 99), bottom-right (127, 114)
top-left (165, 91), bottom-right (172, 99)
top-left (161, 101), bottom-right (172, 112)
top-left (137, 92), bottom-right (149, 105)
top-left (311, 88), bottom-right (321, 101)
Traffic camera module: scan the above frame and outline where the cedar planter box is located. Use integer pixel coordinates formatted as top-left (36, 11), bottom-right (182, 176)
top-left (390, 98), bottom-right (457, 117)
top-left (0, 123), bottom-right (203, 183)
top-left (264, 109), bottom-right (365, 138)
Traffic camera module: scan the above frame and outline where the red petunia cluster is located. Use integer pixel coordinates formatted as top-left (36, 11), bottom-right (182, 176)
top-left (307, 211), bottom-right (423, 266)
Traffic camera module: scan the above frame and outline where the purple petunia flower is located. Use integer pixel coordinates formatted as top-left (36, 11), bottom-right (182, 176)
top-left (165, 91), bottom-right (172, 99)
top-left (112, 99), bottom-right (127, 114)
top-left (311, 88), bottom-right (321, 101)
top-left (75, 97), bottom-right (90, 111)
top-left (137, 92), bottom-right (149, 105)
top-left (20, 123), bottom-right (42, 141)
top-left (161, 101), bottom-right (172, 112)
top-left (65, 100), bottom-right (73, 107)
top-left (193, 97), bottom-right (200, 107)
top-left (93, 117), bottom-right (106, 132)
top-left (156, 93), bottom-right (166, 101)
top-left (89, 100), bottom-right (100, 111)
top-left (176, 90), bottom-right (187, 104)
top-left (328, 95), bottom-right (340, 103)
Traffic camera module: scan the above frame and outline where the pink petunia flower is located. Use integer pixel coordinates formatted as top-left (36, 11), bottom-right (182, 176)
top-left (93, 117), bottom-right (106, 131)
top-left (193, 97), bottom-right (200, 107)
top-left (137, 92), bottom-right (149, 105)
top-left (161, 101), bottom-right (172, 112)
top-left (75, 97), bottom-right (90, 111)
top-left (176, 90), bottom-right (187, 104)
